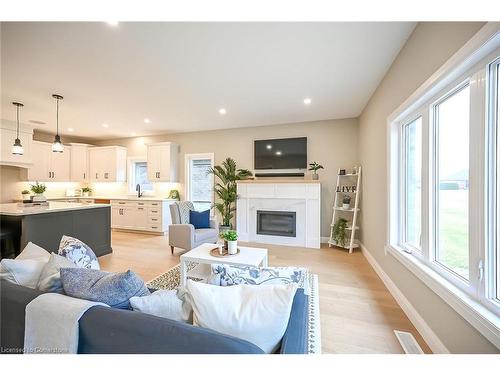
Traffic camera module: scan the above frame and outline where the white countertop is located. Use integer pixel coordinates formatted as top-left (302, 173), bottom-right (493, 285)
top-left (47, 196), bottom-right (178, 202)
top-left (0, 202), bottom-right (111, 216)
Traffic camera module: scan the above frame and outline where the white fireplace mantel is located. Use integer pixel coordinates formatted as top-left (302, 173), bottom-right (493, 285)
top-left (236, 181), bottom-right (321, 249)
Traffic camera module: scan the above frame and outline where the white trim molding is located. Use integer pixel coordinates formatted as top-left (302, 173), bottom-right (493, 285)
top-left (360, 243), bottom-right (450, 354)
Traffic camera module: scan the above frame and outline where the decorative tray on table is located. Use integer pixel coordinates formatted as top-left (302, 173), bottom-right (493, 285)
top-left (209, 248), bottom-right (241, 257)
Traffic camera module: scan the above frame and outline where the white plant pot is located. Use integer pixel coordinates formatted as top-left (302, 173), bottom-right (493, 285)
top-left (342, 203), bottom-right (350, 210)
top-left (32, 194), bottom-right (46, 202)
top-left (227, 240), bottom-right (238, 255)
top-left (83, 192), bottom-right (89, 197)
top-left (22, 194), bottom-right (31, 201)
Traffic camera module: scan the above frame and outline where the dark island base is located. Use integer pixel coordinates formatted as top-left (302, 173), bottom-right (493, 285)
top-left (0, 206), bottom-right (112, 258)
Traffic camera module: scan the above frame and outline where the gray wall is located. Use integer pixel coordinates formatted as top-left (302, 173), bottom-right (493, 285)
top-left (92, 118), bottom-right (359, 237)
top-left (358, 22), bottom-right (498, 353)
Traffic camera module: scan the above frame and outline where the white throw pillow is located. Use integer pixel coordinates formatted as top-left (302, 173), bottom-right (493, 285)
top-left (37, 253), bottom-right (78, 293)
top-left (186, 280), bottom-right (296, 353)
top-left (15, 242), bottom-right (51, 262)
top-left (130, 289), bottom-right (192, 322)
top-left (0, 259), bottom-right (46, 288)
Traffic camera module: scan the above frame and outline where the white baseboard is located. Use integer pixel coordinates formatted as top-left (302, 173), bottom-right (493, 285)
top-left (320, 236), bottom-right (330, 244)
top-left (360, 243), bottom-right (450, 354)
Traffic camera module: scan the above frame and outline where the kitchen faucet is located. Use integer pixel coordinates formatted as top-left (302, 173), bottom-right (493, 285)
top-left (136, 184), bottom-right (143, 198)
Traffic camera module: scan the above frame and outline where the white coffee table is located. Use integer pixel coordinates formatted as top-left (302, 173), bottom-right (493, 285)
top-left (179, 243), bottom-right (269, 288)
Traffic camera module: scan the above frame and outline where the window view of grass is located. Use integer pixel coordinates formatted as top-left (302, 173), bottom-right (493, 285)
top-left (438, 189), bottom-right (469, 278)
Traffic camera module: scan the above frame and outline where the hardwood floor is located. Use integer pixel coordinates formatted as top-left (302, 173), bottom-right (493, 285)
top-left (100, 230), bottom-right (432, 354)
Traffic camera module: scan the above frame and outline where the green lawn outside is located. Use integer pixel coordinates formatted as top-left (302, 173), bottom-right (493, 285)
top-left (438, 189), bottom-right (469, 278)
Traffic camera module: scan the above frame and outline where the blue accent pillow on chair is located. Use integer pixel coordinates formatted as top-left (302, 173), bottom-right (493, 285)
top-left (189, 209), bottom-right (210, 229)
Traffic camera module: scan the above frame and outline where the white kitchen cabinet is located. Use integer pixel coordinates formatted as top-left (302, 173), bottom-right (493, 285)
top-left (24, 141), bottom-right (70, 181)
top-left (0, 122), bottom-right (33, 167)
top-left (70, 143), bottom-right (91, 182)
top-left (146, 142), bottom-right (179, 182)
top-left (110, 199), bottom-right (173, 233)
top-left (89, 146), bottom-right (127, 182)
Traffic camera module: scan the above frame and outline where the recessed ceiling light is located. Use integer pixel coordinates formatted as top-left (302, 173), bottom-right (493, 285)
top-left (275, 151), bottom-right (282, 156)
top-left (144, 118), bottom-right (151, 124)
top-left (106, 21), bottom-right (119, 27)
top-left (303, 98), bottom-right (312, 105)
top-left (219, 108), bottom-right (227, 115)
top-left (266, 144), bottom-right (272, 150)
top-left (67, 128), bottom-right (74, 132)
top-left (102, 123), bottom-right (109, 128)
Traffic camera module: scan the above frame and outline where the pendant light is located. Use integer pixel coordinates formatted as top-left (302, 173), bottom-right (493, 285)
top-left (11, 102), bottom-right (24, 155)
top-left (51, 94), bottom-right (64, 153)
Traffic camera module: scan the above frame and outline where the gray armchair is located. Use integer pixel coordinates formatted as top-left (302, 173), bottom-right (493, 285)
top-left (169, 202), bottom-right (218, 254)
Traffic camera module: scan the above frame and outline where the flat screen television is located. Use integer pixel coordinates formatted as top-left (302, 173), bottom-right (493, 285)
top-left (254, 137), bottom-right (307, 170)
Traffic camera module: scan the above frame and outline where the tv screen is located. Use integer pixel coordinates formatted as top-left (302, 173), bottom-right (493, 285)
top-left (254, 137), bottom-right (307, 170)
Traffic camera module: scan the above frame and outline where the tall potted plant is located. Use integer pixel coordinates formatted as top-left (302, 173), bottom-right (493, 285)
top-left (208, 157), bottom-right (252, 231)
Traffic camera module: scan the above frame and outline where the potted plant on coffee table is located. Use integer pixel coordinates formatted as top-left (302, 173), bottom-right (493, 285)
top-left (30, 182), bottom-right (47, 202)
top-left (220, 230), bottom-right (238, 255)
top-left (308, 161), bottom-right (324, 180)
top-left (208, 157), bottom-right (253, 231)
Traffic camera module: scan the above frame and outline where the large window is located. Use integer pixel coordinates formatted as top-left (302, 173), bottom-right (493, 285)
top-left (403, 116), bottom-right (422, 251)
top-left (185, 153), bottom-right (214, 212)
top-left (128, 158), bottom-right (153, 194)
top-left (389, 38), bottom-right (500, 347)
top-left (434, 85), bottom-right (470, 279)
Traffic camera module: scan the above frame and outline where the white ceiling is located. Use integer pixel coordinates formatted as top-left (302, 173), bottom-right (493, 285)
top-left (1, 22), bottom-right (415, 139)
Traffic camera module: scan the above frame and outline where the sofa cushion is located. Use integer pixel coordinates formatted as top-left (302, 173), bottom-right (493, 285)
top-left (0, 259), bottom-right (46, 289)
top-left (58, 235), bottom-right (100, 270)
top-left (186, 280), bottom-right (296, 354)
top-left (15, 242), bottom-right (51, 262)
top-left (189, 209), bottom-right (210, 229)
top-left (209, 264), bottom-right (309, 291)
top-left (194, 228), bottom-right (218, 243)
top-left (60, 268), bottom-right (150, 309)
top-left (175, 201), bottom-right (195, 224)
top-left (37, 253), bottom-right (78, 293)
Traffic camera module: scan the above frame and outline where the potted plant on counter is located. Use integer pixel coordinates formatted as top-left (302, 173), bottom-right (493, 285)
top-left (308, 161), bottom-right (324, 180)
top-left (21, 190), bottom-right (31, 201)
top-left (82, 187), bottom-right (92, 197)
top-left (30, 182), bottom-right (47, 202)
top-left (208, 157), bottom-right (253, 231)
top-left (220, 230), bottom-right (238, 255)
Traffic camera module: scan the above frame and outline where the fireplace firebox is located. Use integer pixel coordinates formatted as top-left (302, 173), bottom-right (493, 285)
top-left (256, 210), bottom-right (296, 237)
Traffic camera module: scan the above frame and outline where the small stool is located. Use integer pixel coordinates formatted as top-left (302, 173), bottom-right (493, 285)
top-left (0, 229), bottom-right (16, 259)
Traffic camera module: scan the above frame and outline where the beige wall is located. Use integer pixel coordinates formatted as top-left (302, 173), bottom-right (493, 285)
top-left (358, 22), bottom-right (498, 353)
top-left (92, 118), bottom-right (359, 237)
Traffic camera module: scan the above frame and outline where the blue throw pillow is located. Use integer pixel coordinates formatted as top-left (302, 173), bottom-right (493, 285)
top-left (60, 268), bottom-right (150, 309)
top-left (189, 209), bottom-right (210, 229)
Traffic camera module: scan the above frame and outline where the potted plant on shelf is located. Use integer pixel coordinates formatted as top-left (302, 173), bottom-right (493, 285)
top-left (308, 161), bottom-right (324, 180)
top-left (332, 218), bottom-right (348, 248)
top-left (220, 230), bottom-right (238, 255)
top-left (342, 194), bottom-right (351, 209)
top-left (30, 182), bottom-right (47, 202)
top-left (208, 157), bottom-right (253, 231)
top-left (82, 187), bottom-right (92, 197)
top-left (21, 190), bottom-right (31, 201)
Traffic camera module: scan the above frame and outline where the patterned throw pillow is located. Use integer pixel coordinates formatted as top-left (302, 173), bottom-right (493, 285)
top-left (208, 264), bottom-right (309, 292)
top-left (60, 268), bottom-right (150, 309)
top-left (58, 235), bottom-right (100, 270)
top-left (175, 201), bottom-right (195, 224)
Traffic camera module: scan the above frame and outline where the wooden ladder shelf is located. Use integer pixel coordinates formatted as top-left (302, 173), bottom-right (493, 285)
top-left (328, 166), bottom-right (361, 253)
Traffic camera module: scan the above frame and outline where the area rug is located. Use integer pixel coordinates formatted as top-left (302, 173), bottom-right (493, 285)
top-left (146, 264), bottom-right (322, 354)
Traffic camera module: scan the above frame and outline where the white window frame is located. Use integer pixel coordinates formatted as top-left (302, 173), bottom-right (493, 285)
top-left (184, 153), bottom-right (215, 213)
top-left (127, 157), bottom-right (155, 196)
top-left (387, 23), bottom-right (500, 349)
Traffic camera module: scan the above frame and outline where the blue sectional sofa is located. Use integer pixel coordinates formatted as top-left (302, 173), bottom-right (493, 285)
top-left (0, 279), bottom-right (309, 354)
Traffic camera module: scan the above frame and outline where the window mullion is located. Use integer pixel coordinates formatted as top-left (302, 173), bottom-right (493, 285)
top-left (469, 69), bottom-right (487, 298)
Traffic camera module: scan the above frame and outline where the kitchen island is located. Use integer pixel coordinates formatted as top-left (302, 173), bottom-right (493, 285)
top-left (0, 202), bottom-right (112, 258)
